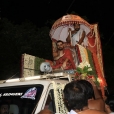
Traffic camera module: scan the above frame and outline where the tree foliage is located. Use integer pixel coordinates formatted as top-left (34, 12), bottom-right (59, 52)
top-left (0, 18), bottom-right (53, 79)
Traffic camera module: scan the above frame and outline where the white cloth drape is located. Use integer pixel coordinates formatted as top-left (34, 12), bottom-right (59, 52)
top-left (67, 110), bottom-right (77, 114)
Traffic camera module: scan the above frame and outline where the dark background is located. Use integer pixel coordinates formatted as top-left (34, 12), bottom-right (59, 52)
top-left (1, 0), bottom-right (114, 39)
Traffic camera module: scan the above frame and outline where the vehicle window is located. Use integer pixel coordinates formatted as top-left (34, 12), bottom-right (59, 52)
top-left (0, 84), bottom-right (43, 114)
top-left (44, 89), bottom-right (56, 113)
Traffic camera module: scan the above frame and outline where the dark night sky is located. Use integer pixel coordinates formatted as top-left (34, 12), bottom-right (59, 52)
top-left (1, 0), bottom-right (114, 40)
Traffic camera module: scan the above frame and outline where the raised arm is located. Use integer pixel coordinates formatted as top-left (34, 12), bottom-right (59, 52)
top-left (87, 78), bottom-right (102, 99)
top-left (78, 31), bottom-right (86, 45)
top-left (66, 28), bottom-right (72, 43)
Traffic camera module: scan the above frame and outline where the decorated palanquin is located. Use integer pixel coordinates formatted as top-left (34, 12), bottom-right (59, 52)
top-left (49, 14), bottom-right (107, 97)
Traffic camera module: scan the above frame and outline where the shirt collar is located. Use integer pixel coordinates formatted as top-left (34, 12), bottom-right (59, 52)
top-left (68, 110), bottom-right (77, 114)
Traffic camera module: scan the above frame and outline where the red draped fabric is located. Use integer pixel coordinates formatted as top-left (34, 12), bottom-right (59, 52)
top-left (87, 26), bottom-right (107, 97)
top-left (52, 49), bottom-right (76, 70)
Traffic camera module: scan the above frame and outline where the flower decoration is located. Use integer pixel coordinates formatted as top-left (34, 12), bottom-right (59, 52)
top-left (75, 61), bottom-right (93, 78)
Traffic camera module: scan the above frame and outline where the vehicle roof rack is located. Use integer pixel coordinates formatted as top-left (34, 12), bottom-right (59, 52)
top-left (2, 72), bottom-right (75, 83)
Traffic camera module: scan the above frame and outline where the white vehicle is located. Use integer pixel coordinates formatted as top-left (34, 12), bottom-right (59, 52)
top-left (0, 72), bottom-right (73, 114)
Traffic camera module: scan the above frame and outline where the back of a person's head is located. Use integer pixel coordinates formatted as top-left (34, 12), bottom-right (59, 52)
top-left (105, 94), bottom-right (114, 112)
top-left (0, 101), bottom-right (9, 114)
top-left (76, 80), bottom-right (95, 99)
top-left (38, 109), bottom-right (54, 114)
top-left (0, 101), bottom-right (9, 108)
top-left (63, 80), bottom-right (88, 111)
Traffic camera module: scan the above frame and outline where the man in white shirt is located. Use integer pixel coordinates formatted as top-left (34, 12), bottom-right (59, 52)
top-left (67, 110), bottom-right (78, 114)
top-left (66, 24), bottom-right (88, 47)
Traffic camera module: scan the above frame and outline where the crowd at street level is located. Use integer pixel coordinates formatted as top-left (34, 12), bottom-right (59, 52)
top-left (37, 78), bottom-right (114, 114)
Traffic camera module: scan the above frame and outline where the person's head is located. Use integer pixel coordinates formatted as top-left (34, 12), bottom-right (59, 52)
top-left (63, 81), bottom-right (88, 111)
top-left (0, 102), bottom-right (9, 114)
top-left (105, 94), bottom-right (114, 112)
top-left (38, 109), bottom-right (54, 114)
top-left (73, 23), bottom-right (80, 31)
top-left (56, 40), bottom-right (64, 50)
top-left (76, 80), bottom-right (95, 99)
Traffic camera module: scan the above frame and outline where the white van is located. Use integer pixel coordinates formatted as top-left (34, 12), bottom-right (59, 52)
top-left (0, 73), bottom-right (72, 114)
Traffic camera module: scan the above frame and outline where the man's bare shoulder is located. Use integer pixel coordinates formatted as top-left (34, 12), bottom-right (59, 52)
top-left (81, 109), bottom-right (107, 114)
top-left (89, 110), bottom-right (107, 114)
top-left (91, 98), bottom-right (104, 102)
top-left (88, 99), bottom-right (105, 112)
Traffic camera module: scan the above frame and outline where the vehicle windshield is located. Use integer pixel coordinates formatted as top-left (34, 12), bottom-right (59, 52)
top-left (0, 84), bottom-right (43, 114)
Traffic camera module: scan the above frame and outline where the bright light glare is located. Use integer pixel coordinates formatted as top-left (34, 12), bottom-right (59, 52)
top-left (25, 76), bottom-right (41, 80)
top-left (6, 78), bottom-right (20, 83)
top-left (97, 78), bottom-right (102, 82)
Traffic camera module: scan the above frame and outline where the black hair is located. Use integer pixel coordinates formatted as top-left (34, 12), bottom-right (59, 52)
top-left (0, 101), bottom-right (9, 109)
top-left (73, 23), bottom-right (80, 26)
top-left (56, 40), bottom-right (63, 45)
top-left (63, 81), bottom-right (88, 111)
top-left (76, 80), bottom-right (95, 99)
top-left (105, 94), bottom-right (114, 112)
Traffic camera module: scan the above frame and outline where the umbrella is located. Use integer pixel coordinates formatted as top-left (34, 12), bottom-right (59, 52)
top-left (49, 14), bottom-right (94, 42)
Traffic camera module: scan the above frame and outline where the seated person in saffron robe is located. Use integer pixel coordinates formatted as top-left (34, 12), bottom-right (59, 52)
top-left (52, 40), bottom-right (76, 70)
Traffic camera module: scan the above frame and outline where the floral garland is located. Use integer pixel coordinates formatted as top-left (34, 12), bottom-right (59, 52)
top-left (75, 45), bottom-right (107, 97)
top-left (75, 61), bottom-right (93, 77)
top-left (87, 49), bottom-right (99, 87)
